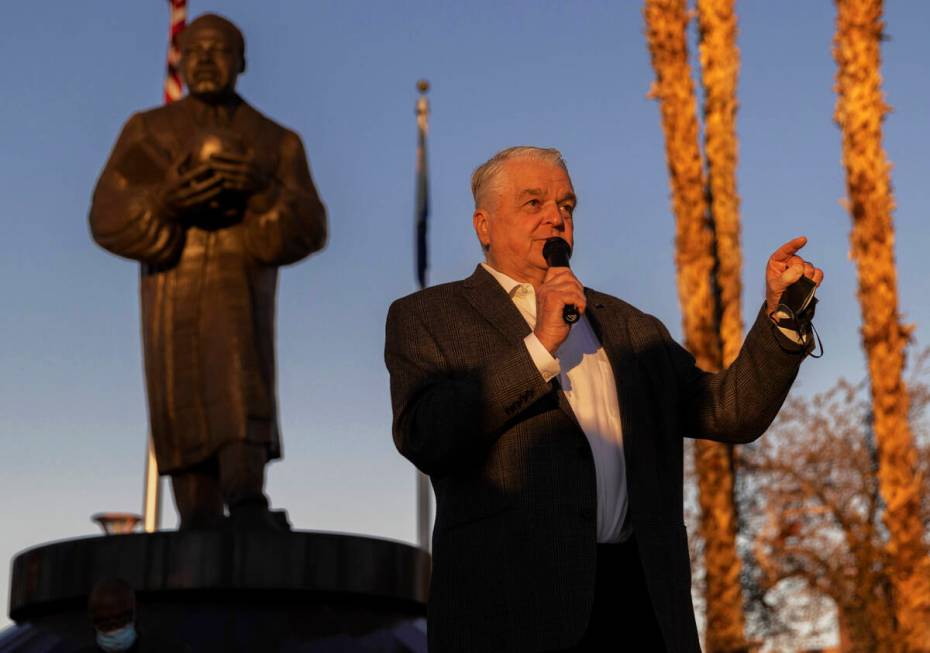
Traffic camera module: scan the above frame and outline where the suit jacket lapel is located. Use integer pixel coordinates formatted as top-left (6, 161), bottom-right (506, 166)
top-left (461, 265), bottom-right (532, 345)
top-left (584, 290), bottom-right (641, 459)
top-left (462, 265), bottom-right (584, 429)
top-left (583, 290), bottom-right (634, 384)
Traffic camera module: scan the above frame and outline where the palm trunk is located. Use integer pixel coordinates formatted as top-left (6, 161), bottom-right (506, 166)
top-left (697, 0), bottom-right (743, 368)
top-left (696, 2), bottom-right (748, 650)
top-left (644, 0), bottom-right (719, 369)
top-left (644, 2), bottom-right (747, 651)
top-left (833, 1), bottom-right (930, 650)
top-left (694, 441), bottom-right (746, 653)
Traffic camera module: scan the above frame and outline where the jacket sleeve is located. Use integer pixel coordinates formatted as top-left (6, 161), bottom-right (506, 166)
top-left (384, 296), bottom-right (553, 477)
top-left (88, 113), bottom-right (185, 266)
top-left (667, 303), bottom-right (808, 444)
top-left (242, 130), bottom-right (327, 266)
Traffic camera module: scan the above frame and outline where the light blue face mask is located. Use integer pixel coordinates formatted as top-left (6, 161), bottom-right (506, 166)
top-left (96, 623), bottom-right (138, 652)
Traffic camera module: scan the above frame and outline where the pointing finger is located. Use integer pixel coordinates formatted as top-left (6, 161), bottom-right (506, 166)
top-left (770, 236), bottom-right (808, 263)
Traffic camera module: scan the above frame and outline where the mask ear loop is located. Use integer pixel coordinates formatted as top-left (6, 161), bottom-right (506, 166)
top-left (806, 321), bottom-right (823, 358)
top-left (769, 302), bottom-right (823, 359)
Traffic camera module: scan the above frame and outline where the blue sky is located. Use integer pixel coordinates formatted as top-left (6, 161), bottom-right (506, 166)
top-left (1, 1), bottom-right (928, 630)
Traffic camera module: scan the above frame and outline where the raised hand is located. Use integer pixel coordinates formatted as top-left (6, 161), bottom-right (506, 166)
top-left (765, 236), bottom-right (824, 314)
top-left (534, 267), bottom-right (586, 354)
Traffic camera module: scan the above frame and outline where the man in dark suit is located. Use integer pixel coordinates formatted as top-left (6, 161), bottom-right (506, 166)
top-left (384, 146), bottom-right (821, 652)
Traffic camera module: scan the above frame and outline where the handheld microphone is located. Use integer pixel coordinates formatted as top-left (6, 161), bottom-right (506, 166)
top-left (542, 237), bottom-right (580, 325)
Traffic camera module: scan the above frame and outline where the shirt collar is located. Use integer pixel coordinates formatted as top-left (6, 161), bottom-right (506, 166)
top-left (480, 262), bottom-right (534, 298)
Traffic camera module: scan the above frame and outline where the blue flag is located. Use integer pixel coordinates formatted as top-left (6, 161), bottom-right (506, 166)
top-left (415, 97), bottom-right (429, 289)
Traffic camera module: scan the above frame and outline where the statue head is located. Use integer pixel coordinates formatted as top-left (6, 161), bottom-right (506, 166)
top-left (180, 13), bottom-right (246, 103)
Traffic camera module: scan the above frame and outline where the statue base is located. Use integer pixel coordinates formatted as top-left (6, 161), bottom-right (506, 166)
top-left (3, 530), bottom-right (430, 652)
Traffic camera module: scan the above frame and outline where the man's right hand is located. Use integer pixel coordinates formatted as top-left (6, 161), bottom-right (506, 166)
top-left (158, 161), bottom-right (224, 219)
top-left (534, 267), bottom-right (586, 354)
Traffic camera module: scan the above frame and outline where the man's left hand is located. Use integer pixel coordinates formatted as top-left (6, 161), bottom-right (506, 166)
top-left (210, 152), bottom-right (269, 195)
top-left (765, 236), bottom-right (824, 315)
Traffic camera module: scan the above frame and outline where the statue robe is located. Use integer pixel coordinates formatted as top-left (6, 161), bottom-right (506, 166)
top-left (90, 95), bottom-right (327, 474)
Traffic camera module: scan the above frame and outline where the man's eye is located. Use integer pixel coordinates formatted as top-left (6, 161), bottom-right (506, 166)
top-left (561, 204), bottom-right (575, 215)
top-left (525, 199), bottom-right (540, 207)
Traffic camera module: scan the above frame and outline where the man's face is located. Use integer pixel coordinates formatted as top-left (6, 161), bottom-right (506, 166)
top-left (180, 27), bottom-right (242, 102)
top-left (473, 158), bottom-right (576, 285)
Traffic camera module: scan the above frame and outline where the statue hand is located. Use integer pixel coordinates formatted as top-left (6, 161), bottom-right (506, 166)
top-left (209, 152), bottom-right (269, 195)
top-left (158, 161), bottom-right (224, 219)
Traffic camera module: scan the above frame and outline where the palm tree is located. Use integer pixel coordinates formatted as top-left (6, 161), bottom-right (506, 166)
top-left (697, 0), bottom-right (743, 368)
top-left (645, 1), bottom-right (748, 650)
top-left (833, 1), bottom-right (930, 649)
top-left (696, 2), bottom-right (747, 649)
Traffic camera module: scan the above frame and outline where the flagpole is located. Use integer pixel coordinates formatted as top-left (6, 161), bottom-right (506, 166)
top-left (143, 433), bottom-right (161, 532)
top-left (415, 79), bottom-right (433, 552)
top-left (144, 0), bottom-right (187, 533)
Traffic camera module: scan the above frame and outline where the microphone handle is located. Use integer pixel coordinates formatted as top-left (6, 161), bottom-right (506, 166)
top-left (562, 304), bottom-right (580, 324)
top-left (543, 240), bottom-right (579, 325)
top-left (549, 257), bottom-right (579, 325)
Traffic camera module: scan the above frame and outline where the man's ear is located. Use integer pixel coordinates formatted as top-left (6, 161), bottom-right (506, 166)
top-left (239, 56), bottom-right (247, 74)
top-left (473, 209), bottom-right (490, 250)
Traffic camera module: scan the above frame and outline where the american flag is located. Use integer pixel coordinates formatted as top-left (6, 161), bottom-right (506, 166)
top-left (164, 0), bottom-right (187, 103)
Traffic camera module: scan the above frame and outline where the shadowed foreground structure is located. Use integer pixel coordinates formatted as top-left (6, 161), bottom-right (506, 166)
top-left (1, 531), bottom-right (429, 652)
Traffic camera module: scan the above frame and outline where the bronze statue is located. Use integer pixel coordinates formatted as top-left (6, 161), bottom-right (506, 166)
top-left (89, 13), bottom-right (327, 530)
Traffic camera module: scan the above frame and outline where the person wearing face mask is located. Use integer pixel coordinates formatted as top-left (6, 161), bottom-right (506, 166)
top-left (79, 578), bottom-right (190, 653)
top-left (87, 578), bottom-right (138, 652)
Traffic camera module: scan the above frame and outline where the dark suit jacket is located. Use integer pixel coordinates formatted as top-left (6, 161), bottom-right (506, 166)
top-left (385, 265), bottom-right (806, 653)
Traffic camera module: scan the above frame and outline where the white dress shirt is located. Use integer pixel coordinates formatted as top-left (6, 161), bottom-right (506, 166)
top-left (481, 263), bottom-right (631, 543)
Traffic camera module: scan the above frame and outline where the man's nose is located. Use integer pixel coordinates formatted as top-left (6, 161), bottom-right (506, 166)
top-left (542, 202), bottom-right (565, 228)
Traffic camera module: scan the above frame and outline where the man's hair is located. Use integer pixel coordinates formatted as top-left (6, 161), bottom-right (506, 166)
top-left (470, 146), bottom-right (568, 210)
top-left (181, 13), bottom-right (246, 60)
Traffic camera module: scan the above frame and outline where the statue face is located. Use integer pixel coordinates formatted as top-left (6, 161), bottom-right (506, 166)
top-left (180, 27), bottom-right (242, 102)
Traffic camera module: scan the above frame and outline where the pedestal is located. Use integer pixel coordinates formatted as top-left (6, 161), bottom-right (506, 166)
top-left (2, 530), bottom-right (430, 652)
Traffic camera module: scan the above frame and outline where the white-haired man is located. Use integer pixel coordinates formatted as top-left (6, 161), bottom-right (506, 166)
top-left (385, 146), bottom-right (821, 652)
